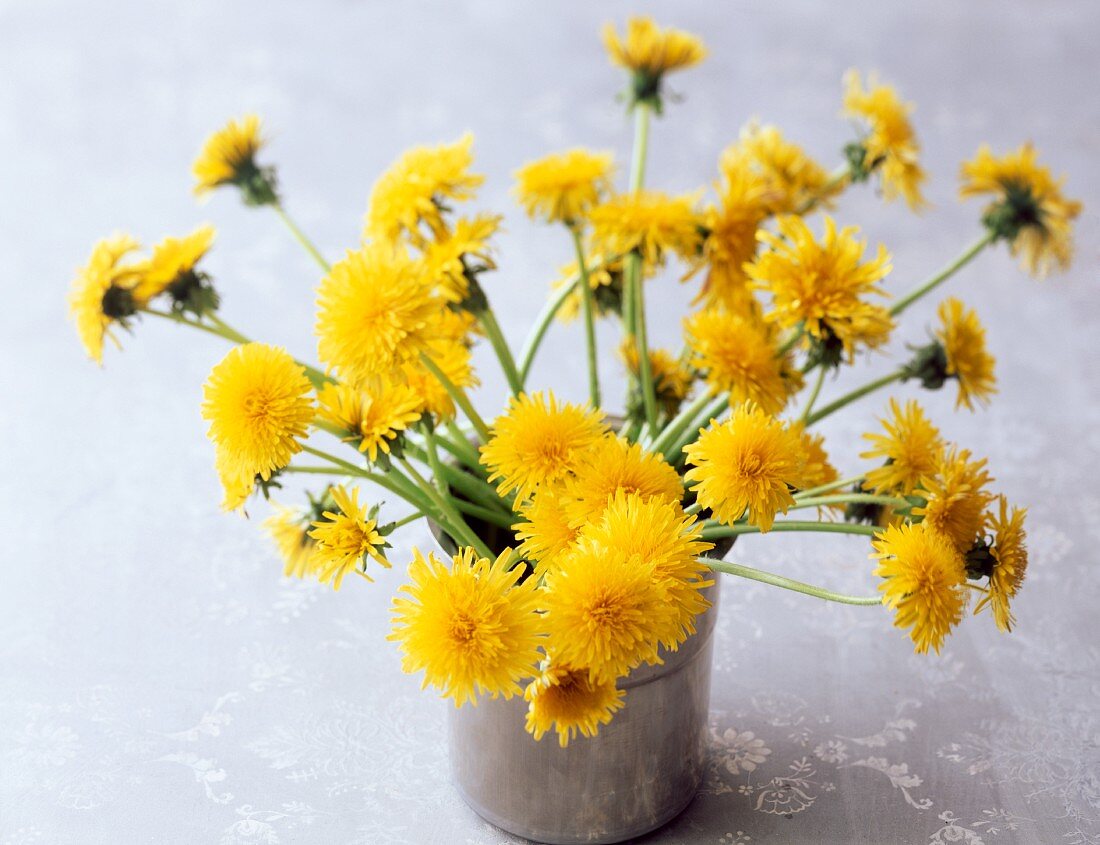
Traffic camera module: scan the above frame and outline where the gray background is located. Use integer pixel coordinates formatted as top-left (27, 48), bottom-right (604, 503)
top-left (2, 1), bottom-right (1098, 843)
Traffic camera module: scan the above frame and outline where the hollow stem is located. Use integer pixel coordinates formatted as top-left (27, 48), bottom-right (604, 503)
top-left (477, 307), bottom-right (523, 395)
top-left (272, 203), bottom-right (331, 273)
top-left (889, 231), bottom-right (995, 316)
top-left (798, 367), bottom-right (828, 425)
top-left (398, 456), bottom-right (492, 558)
top-left (703, 559), bottom-right (881, 606)
top-left (418, 352), bottom-right (491, 442)
top-left (701, 520), bottom-right (880, 540)
top-left (570, 227), bottom-right (601, 408)
top-left (804, 370), bottom-right (905, 427)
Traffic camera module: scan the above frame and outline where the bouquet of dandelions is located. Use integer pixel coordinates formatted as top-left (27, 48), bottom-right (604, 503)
top-left (70, 17), bottom-right (1080, 748)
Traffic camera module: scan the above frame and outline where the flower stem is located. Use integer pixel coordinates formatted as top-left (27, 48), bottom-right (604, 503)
top-left (142, 308), bottom-right (331, 388)
top-left (389, 511), bottom-right (425, 530)
top-left (630, 252), bottom-right (659, 430)
top-left (804, 369), bottom-right (905, 427)
top-left (701, 520), bottom-right (880, 540)
top-left (452, 498), bottom-right (516, 530)
top-left (272, 203), bottom-right (331, 273)
top-left (403, 442), bottom-right (509, 515)
top-left (648, 390), bottom-right (714, 456)
top-left (629, 102), bottom-right (652, 192)
top-left (569, 227), bottom-right (601, 408)
top-left (477, 307), bottom-right (523, 396)
top-left (703, 559), bottom-right (881, 606)
top-left (418, 352), bottom-right (491, 443)
top-left (798, 366), bottom-right (827, 424)
top-left (795, 474), bottom-right (864, 499)
top-left (398, 456), bottom-right (493, 559)
top-left (441, 420), bottom-right (485, 472)
top-left (789, 493), bottom-right (906, 511)
top-left (889, 231), bottom-right (995, 316)
top-left (292, 446), bottom-right (434, 513)
top-left (518, 274), bottom-right (580, 384)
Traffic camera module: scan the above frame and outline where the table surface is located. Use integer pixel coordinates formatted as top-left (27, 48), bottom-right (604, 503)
top-left (2, 1), bottom-right (1098, 843)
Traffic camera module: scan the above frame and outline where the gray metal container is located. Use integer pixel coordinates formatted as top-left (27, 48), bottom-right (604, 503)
top-left (430, 520), bottom-right (732, 844)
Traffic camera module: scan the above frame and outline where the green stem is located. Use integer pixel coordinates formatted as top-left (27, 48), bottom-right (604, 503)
top-left (701, 520), bottom-right (880, 540)
top-left (648, 390), bottom-right (715, 456)
top-left (418, 352), bottom-right (491, 442)
top-left (398, 457), bottom-right (493, 559)
top-left (403, 442), bottom-right (510, 515)
top-left (389, 511), bottom-right (425, 530)
top-left (452, 498), bottom-right (517, 530)
top-left (795, 474), bottom-right (865, 500)
top-left (798, 367), bottom-right (827, 425)
top-left (789, 493), bottom-right (907, 511)
top-left (804, 370), bottom-right (905, 426)
top-left (889, 232), bottom-right (994, 316)
top-left (777, 326), bottom-right (804, 357)
top-left (570, 227), bottom-right (601, 408)
top-left (630, 251), bottom-right (659, 429)
top-left (291, 447), bottom-right (433, 513)
top-left (439, 421), bottom-right (485, 473)
top-left (668, 395), bottom-right (729, 463)
top-left (629, 102), bottom-right (652, 192)
top-left (703, 559), bottom-right (881, 606)
top-left (796, 162), bottom-right (850, 214)
top-left (143, 308), bottom-right (331, 388)
top-left (477, 308), bottom-right (523, 395)
top-left (273, 203), bottom-right (331, 273)
top-left (518, 275), bottom-right (580, 385)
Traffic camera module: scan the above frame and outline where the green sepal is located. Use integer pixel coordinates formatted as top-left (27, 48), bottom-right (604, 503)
top-left (981, 182), bottom-right (1043, 244)
top-left (167, 270), bottom-right (221, 318)
top-left (901, 340), bottom-right (950, 391)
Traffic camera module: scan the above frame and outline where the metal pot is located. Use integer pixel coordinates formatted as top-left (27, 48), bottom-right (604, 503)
top-left (430, 518), bottom-right (733, 844)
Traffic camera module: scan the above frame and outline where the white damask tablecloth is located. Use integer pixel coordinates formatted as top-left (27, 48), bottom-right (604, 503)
top-left (2, 1), bottom-right (1098, 843)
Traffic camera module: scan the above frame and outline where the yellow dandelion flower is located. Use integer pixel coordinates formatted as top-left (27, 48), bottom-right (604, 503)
top-left (588, 190), bottom-right (703, 266)
top-left (480, 392), bottom-right (608, 500)
top-left (365, 133), bottom-right (484, 247)
top-left (388, 547), bottom-right (544, 706)
top-left (421, 214), bottom-right (501, 303)
top-left (581, 492), bottom-right (714, 649)
top-left (542, 542), bottom-right (671, 682)
top-left (524, 665), bottom-right (625, 747)
top-left (843, 70), bottom-right (927, 210)
top-left (688, 162), bottom-right (771, 311)
top-left (400, 337), bottom-right (479, 421)
top-left (513, 149), bottom-right (614, 225)
top-left (264, 503), bottom-right (318, 579)
top-left (67, 233), bottom-right (146, 364)
top-left (215, 448), bottom-right (256, 513)
top-left (192, 114), bottom-right (275, 203)
top-left (315, 243), bottom-right (442, 385)
top-left (684, 307), bottom-right (797, 415)
top-left (746, 215), bottom-right (894, 363)
top-left (308, 485), bottom-right (391, 589)
top-left (974, 496), bottom-right (1028, 633)
top-left (798, 428), bottom-right (840, 495)
top-left (620, 341), bottom-right (693, 418)
top-left (861, 399), bottom-right (944, 495)
top-left (730, 123), bottom-right (842, 214)
top-left (935, 298), bottom-right (997, 411)
top-left (559, 435), bottom-right (683, 528)
top-left (315, 380), bottom-right (423, 463)
top-left (201, 343), bottom-right (315, 482)
top-left (913, 447), bottom-right (994, 553)
top-left (960, 142), bottom-right (1082, 277)
top-left (603, 16), bottom-right (706, 109)
top-left (872, 522), bottom-right (967, 654)
top-left (133, 224), bottom-right (217, 307)
top-left (552, 254), bottom-right (624, 324)
top-left (514, 486), bottom-right (580, 572)
top-left (684, 403), bottom-right (806, 532)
